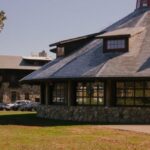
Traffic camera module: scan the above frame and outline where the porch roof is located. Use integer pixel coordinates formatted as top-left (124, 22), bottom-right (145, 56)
top-left (0, 55), bottom-right (48, 70)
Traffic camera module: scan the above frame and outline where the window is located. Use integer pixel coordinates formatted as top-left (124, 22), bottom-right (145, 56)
top-left (25, 93), bottom-right (29, 100)
top-left (52, 83), bottom-right (67, 104)
top-left (76, 81), bottom-right (104, 106)
top-left (103, 37), bottom-right (128, 52)
top-left (11, 91), bottom-right (19, 102)
top-left (9, 75), bottom-right (19, 87)
top-left (33, 61), bottom-right (40, 66)
top-left (116, 81), bottom-right (150, 106)
top-left (107, 40), bottom-right (125, 49)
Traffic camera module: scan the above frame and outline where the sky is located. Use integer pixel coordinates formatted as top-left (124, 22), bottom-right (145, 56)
top-left (0, 0), bottom-right (136, 58)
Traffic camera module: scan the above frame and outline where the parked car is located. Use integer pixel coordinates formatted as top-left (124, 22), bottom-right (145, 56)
top-left (12, 100), bottom-right (31, 110)
top-left (19, 102), bottom-right (40, 111)
top-left (0, 103), bottom-right (6, 110)
top-left (5, 100), bottom-right (31, 111)
top-left (5, 103), bottom-right (15, 111)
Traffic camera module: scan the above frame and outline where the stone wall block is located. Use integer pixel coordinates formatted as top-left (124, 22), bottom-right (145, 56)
top-left (37, 106), bottom-right (150, 124)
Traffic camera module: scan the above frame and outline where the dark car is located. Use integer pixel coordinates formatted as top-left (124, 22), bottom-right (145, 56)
top-left (19, 102), bottom-right (40, 111)
top-left (0, 103), bottom-right (6, 110)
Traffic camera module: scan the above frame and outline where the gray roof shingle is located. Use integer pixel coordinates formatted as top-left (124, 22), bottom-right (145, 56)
top-left (21, 8), bottom-right (150, 82)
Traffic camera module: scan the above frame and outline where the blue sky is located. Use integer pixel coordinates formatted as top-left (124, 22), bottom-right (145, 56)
top-left (0, 0), bottom-right (136, 58)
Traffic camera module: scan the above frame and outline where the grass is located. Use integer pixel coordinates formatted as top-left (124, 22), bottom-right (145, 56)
top-left (0, 111), bottom-right (150, 150)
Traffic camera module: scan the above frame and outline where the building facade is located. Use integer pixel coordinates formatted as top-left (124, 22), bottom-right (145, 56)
top-left (22, 0), bottom-right (150, 123)
top-left (0, 54), bottom-right (51, 103)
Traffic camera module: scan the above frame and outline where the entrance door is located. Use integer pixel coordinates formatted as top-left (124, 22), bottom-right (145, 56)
top-left (11, 91), bottom-right (18, 102)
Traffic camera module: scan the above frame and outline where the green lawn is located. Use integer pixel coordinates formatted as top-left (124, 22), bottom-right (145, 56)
top-left (0, 111), bottom-right (150, 150)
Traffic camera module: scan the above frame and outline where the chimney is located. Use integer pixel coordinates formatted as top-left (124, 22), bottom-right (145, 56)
top-left (136, 0), bottom-right (150, 9)
top-left (39, 50), bottom-right (47, 57)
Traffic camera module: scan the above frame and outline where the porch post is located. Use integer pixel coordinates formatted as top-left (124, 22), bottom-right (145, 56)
top-left (67, 80), bottom-right (77, 106)
top-left (48, 84), bottom-right (53, 105)
top-left (67, 81), bottom-right (71, 106)
top-left (40, 83), bottom-right (46, 105)
top-left (105, 79), bottom-right (112, 107)
top-left (45, 83), bottom-right (49, 106)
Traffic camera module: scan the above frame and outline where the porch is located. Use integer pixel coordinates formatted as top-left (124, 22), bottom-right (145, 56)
top-left (38, 79), bottom-right (150, 123)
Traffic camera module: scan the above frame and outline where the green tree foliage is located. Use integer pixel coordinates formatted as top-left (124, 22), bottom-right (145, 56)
top-left (0, 11), bottom-right (6, 32)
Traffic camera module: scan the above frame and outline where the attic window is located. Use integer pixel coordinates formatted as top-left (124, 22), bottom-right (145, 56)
top-left (103, 37), bottom-right (129, 52)
top-left (107, 39), bottom-right (125, 50)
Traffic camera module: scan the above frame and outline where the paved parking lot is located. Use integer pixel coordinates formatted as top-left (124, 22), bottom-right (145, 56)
top-left (103, 125), bottom-right (150, 134)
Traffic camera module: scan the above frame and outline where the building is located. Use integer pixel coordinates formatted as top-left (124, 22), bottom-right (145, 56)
top-left (0, 53), bottom-right (51, 103)
top-left (22, 0), bottom-right (150, 123)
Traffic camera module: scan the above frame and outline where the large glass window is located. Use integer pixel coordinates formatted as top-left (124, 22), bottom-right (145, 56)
top-left (116, 81), bottom-right (150, 106)
top-left (76, 81), bottom-right (104, 106)
top-left (52, 83), bottom-right (67, 104)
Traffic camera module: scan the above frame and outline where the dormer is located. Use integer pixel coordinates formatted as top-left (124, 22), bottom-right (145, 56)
top-left (49, 33), bottom-right (101, 58)
top-left (102, 36), bottom-right (129, 53)
top-left (97, 27), bottom-right (145, 53)
top-left (136, 0), bottom-right (150, 9)
top-left (57, 47), bottom-right (65, 57)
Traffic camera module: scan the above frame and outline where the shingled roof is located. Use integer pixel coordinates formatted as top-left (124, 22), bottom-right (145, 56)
top-left (0, 55), bottom-right (50, 70)
top-left (21, 7), bottom-right (150, 82)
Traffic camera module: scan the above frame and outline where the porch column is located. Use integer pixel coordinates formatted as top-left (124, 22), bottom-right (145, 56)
top-left (40, 83), bottom-right (46, 105)
top-left (67, 81), bottom-right (76, 106)
top-left (105, 79), bottom-right (112, 107)
top-left (48, 84), bottom-right (53, 105)
top-left (67, 81), bottom-right (71, 106)
top-left (45, 83), bottom-right (49, 106)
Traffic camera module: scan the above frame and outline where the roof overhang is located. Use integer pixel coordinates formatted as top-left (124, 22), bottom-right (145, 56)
top-left (0, 67), bottom-right (39, 71)
top-left (22, 56), bottom-right (51, 61)
top-left (50, 48), bottom-right (57, 53)
top-left (49, 32), bottom-right (106, 47)
top-left (20, 76), bottom-right (150, 84)
top-left (96, 27), bottom-right (145, 38)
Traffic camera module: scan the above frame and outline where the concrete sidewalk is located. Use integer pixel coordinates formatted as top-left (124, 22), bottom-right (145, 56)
top-left (103, 125), bottom-right (150, 134)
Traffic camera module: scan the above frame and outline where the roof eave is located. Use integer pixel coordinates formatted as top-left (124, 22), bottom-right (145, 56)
top-left (20, 76), bottom-right (150, 84)
top-left (97, 34), bottom-right (131, 39)
top-left (49, 32), bottom-right (106, 47)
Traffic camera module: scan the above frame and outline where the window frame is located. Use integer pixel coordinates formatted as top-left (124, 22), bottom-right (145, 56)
top-left (103, 36), bottom-right (129, 53)
top-left (51, 82), bottom-right (67, 105)
top-left (76, 81), bottom-right (105, 106)
top-left (116, 81), bottom-right (150, 107)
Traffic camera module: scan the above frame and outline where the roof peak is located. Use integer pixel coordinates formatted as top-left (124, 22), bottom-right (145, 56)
top-left (136, 0), bottom-right (150, 9)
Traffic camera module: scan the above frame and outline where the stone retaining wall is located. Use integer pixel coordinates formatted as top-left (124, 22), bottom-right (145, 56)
top-left (37, 105), bottom-right (150, 124)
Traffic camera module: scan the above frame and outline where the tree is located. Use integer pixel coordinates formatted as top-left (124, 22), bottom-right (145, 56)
top-left (0, 11), bottom-right (6, 32)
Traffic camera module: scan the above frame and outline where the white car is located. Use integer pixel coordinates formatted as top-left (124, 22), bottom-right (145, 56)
top-left (5, 103), bottom-right (15, 110)
top-left (5, 100), bottom-right (31, 111)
